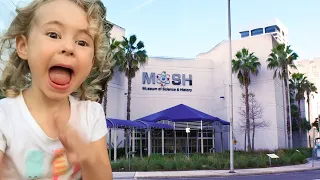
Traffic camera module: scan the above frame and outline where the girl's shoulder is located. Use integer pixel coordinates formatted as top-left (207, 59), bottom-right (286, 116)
top-left (0, 96), bottom-right (21, 112)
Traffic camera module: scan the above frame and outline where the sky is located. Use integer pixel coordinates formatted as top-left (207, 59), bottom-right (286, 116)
top-left (1, 0), bottom-right (319, 60)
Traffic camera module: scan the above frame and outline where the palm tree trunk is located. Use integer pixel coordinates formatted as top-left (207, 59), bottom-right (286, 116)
top-left (307, 92), bottom-right (310, 122)
top-left (298, 100), bottom-right (303, 147)
top-left (307, 92), bottom-right (311, 147)
top-left (245, 82), bottom-right (251, 151)
top-left (103, 83), bottom-right (108, 115)
top-left (127, 77), bottom-right (132, 121)
top-left (252, 125), bottom-right (255, 151)
top-left (284, 76), bottom-right (292, 148)
top-left (125, 77), bottom-right (132, 158)
top-left (244, 130), bottom-right (247, 151)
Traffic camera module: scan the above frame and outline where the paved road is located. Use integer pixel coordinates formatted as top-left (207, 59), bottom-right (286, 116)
top-left (143, 170), bottom-right (320, 180)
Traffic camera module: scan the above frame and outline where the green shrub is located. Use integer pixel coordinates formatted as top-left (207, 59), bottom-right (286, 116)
top-left (290, 152), bottom-right (305, 164)
top-left (111, 148), bottom-right (311, 171)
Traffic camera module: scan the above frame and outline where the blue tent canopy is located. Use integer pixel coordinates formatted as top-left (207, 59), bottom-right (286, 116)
top-left (107, 118), bottom-right (145, 129)
top-left (107, 118), bottom-right (174, 129)
top-left (137, 120), bottom-right (173, 129)
top-left (136, 104), bottom-right (230, 125)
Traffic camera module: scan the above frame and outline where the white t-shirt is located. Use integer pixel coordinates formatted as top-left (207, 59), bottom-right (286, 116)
top-left (0, 94), bottom-right (108, 180)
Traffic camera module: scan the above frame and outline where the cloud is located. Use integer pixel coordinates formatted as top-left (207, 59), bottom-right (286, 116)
top-left (129, 0), bottom-right (154, 13)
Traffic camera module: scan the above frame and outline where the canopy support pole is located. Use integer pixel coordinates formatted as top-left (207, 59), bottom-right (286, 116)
top-left (174, 122), bottom-right (176, 154)
top-left (132, 129), bottom-right (135, 157)
top-left (212, 125), bottom-right (215, 153)
top-left (113, 128), bottom-right (117, 162)
top-left (201, 120), bottom-right (204, 154)
top-left (140, 130), bottom-right (143, 158)
top-left (148, 129), bottom-right (151, 156)
top-left (108, 129), bottom-right (112, 158)
top-left (162, 129), bottom-right (164, 155)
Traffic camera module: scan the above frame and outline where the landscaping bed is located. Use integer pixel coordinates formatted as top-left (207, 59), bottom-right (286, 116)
top-left (111, 148), bottom-right (312, 171)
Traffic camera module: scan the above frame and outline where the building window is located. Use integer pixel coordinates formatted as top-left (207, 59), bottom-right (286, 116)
top-left (251, 28), bottom-right (263, 36)
top-left (240, 31), bottom-right (249, 38)
top-left (265, 25), bottom-right (281, 34)
top-left (265, 26), bottom-right (276, 33)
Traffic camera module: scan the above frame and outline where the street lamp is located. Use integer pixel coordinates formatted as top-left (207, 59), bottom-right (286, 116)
top-left (227, 0), bottom-right (235, 173)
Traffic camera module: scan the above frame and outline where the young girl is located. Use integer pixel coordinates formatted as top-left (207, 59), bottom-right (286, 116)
top-left (0, 0), bottom-right (113, 179)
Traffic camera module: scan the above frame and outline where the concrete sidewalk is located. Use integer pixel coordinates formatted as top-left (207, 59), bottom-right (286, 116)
top-left (113, 160), bottom-right (320, 179)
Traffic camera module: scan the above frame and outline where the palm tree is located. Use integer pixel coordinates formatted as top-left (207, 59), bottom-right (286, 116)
top-left (115, 35), bottom-right (148, 121)
top-left (289, 73), bottom-right (307, 145)
top-left (304, 81), bottom-right (318, 122)
top-left (266, 44), bottom-right (298, 148)
top-left (99, 38), bottom-right (121, 114)
top-left (304, 80), bottom-right (317, 147)
top-left (232, 48), bottom-right (261, 151)
top-left (289, 73), bottom-right (307, 117)
top-left (114, 35), bottom-right (148, 157)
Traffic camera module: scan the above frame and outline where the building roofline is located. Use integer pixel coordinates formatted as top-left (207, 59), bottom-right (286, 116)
top-left (108, 21), bottom-right (126, 31)
top-left (238, 18), bottom-right (288, 34)
top-left (149, 56), bottom-right (194, 60)
top-left (196, 40), bottom-right (226, 57)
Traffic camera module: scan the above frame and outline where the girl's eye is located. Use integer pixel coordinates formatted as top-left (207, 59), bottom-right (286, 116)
top-left (46, 32), bottom-right (60, 39)
top-left (76, 40), bottom-right (89, 47)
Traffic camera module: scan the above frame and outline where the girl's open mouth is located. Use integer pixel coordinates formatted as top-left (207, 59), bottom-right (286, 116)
top-left (48, 65), bottom-right (74, 90)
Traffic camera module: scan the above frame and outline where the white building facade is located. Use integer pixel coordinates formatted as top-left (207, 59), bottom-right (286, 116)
top-left (107, 25), bottom-right (288, 151)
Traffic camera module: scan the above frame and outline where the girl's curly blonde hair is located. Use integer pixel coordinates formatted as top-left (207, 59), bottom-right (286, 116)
top-left (0, 0), bottom-right (113, 102)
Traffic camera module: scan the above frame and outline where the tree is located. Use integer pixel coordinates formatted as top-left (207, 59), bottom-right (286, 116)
top-left (115, 35), bottom-right (148, 121)
top-left (266, 44), bottom-right (298, 148)
top-left (312, 116), bottom-right (320, 132)
top-left (304, 81), bottom-right (318, 147)
top-left (114, 35), bottom-right (148, 157)
top-left (289, 73), bottom-right (307, 117)
top-left (232, 48), bottom-right (261, 151)
top-left (304, 81), bottom-right (318, 122)
top-left (289, 73), bottom-right (308, 146)
top-left (95, 1), bottom-right (117, 114)
top-left (100, 39), bottom-right (121, 114)
top-left (238, 93), bottom-right (270, 151)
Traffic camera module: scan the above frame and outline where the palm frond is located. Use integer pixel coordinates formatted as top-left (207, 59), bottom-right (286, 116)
top-left (232, 48), bottom-right (260, 86)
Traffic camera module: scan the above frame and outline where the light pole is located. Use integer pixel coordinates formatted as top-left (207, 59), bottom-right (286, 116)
top-left (227, 0), bottom-right (235, 173)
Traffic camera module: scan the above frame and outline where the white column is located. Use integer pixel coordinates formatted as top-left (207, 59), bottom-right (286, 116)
top-left (174, 122), bottom-right (176, 154)
top-left (201, 121), bottom-right (204, 154)
top-left (212, 125), bottom-right (215, 152)
top-left (113, 129), bottom-right (117, 162)
top-left (140, 131), bottom-right (143, 158)
top-left (132, 129), bottom-right (135, 157)
top-left (148, 130), bottom-right (151, 156)
top-left (162, 129), bottom-right (164, 155)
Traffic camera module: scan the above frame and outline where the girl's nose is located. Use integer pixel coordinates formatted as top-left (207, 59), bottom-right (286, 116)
top-left (61, 50), bottom-right (74, 56)
top-left (61, 40), bottom-right (75, 56)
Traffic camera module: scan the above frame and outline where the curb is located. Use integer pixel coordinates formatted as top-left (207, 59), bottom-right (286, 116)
top-left (151, 168), bottom-right (320, 179)
top-left (113, 165), bottom-right (320, 179)
top-left (134, 167), bottom-right (320, 179)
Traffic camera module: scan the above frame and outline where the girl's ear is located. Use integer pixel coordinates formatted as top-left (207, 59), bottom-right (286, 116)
top-left (16, 35), bottom-right (28, 60)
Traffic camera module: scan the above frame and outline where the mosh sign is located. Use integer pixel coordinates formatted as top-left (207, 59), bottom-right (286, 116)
top-left (142, 71), bottom-right (193, 86)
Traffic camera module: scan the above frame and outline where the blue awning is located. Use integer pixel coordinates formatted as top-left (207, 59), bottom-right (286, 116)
top-left (137, 120), bottom-right (173, 129)
top-left (136, 104), bottom-right (230, 125)
top-left (107, 118), bottom-right (174, 130)
top-left (107, 118), bottom-right (145, 129)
